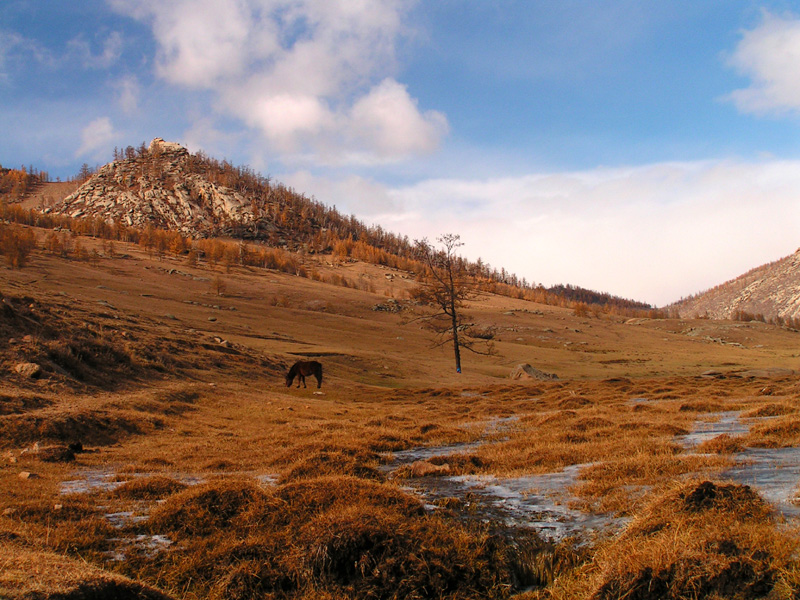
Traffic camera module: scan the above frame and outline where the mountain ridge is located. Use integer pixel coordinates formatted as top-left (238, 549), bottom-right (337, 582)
top-left (671, 248), bottom-right (800, 323)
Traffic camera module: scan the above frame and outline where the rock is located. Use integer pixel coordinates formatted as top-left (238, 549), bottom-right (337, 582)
top-left (18, 471), bottom-right (37, 480)
top-left (700, 370), bottom-right (724, 379)
top-left (14, 362), bottom-right (42, 379)
top-left (510, 364), bottom-right (559, 381)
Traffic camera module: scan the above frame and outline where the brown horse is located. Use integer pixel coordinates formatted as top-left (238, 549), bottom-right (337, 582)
top-left (286, 360), bottom-right (323, 388)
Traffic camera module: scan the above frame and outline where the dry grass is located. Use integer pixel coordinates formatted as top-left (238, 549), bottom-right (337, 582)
top-left (0, 542), bottom-right (174, 600)
top-left (123, 476), bottom-right (545, 599)
top-left (3, 232), bottom-right (800, 598)
top-left (535, 480), bottom-right (799, 600)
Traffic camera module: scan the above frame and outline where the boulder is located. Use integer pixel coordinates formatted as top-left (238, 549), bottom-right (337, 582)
top-left (510, 364), bottom-right (559, 381)
top-left (14, 362), bottom-right (42, 379)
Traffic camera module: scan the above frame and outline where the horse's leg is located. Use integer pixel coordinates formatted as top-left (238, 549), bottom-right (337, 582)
top-left (299, 374), bottom-right (305, 388)
top-left (315, 372), bottom-right (322, 388)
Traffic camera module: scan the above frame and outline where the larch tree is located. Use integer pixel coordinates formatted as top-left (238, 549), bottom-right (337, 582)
top-left (411, 233), bottom-right (494, 373)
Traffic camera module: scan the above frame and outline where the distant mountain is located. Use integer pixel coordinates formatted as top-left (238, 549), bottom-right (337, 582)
top-left (670, 250), bottom-right (800, 322)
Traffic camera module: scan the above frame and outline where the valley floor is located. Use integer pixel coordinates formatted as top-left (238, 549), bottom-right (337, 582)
top-left (2, 230), bottom-right (800, 599)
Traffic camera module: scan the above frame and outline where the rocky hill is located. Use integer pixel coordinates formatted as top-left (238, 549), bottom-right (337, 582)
top-left (44, 138), bottom-right (418, 257)
top-left (48, 139), bottom-right (261, 238)
top-left (670, 249), bottom-right (800, 322)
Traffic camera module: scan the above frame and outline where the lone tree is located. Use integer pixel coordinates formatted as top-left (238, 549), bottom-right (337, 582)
top-left (411, 233), bottom-right (494, 373)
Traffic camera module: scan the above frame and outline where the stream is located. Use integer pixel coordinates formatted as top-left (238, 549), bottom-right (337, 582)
top-left (59, 408), bottom-right (800, 554)
top-left (678, 411), bottom-right (800, 517)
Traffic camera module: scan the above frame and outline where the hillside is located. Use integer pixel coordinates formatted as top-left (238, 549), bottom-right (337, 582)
top-left (1, 228), bottom-right (797, 386)
top-left (2, 225), bottom-right (800, 599)
top-left (671, 248), bottom-right (800, 324)
top-left (33, 138), bottom-right (654, 313)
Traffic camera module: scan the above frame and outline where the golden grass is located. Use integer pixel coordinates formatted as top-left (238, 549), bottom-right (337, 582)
top-left (125, 476), bottom-right (544, 600)
top-left (537, 480), bottom-right (799, 600)
top-left (4, 233), bottom-right (800, 598)
top-left (0, 541), bottom-right (174, 600)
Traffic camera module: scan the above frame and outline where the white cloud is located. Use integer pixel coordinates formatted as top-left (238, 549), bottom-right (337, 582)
top-left (281, 170), bottom-right (398, 215)
top-left (0, 30), bottom-right (54, 80)
top-left (109, 0), bottom-right (446, 163)
top-left (76, 117), bottom-right (117, 158)
top-left (113, 74), bottom-right (140, 113)
top-left (727, 11), bottom-right (800, 114)
top-left (306, 159), bottom-right (800, 306)
top-left (349, 78), bottom-right (448, 158)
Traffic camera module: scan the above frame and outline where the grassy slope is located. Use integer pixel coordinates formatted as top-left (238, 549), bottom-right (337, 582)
top-left (2, 228), bottom-right (800, 599)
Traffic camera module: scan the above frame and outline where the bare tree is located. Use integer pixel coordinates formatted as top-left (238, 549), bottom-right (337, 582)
top-left (411, 233), bottom-right (493, 373)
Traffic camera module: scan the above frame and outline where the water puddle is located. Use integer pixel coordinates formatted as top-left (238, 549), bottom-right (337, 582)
top-left (61, 468), bottom-right (128, 495)
top-left (61, 466), bottom-right (276, 562)
top-left (679, 411), bottom-right (800, 517)
top-left (401, 465), bottom-right (624, 542)
top-left (384, 431), bottom-right (622, 542)
top-left (103, 510), bottom-right (149, 528)
top-left (678, 411), bottom-right (752, 448)
top-left (383, 441), bottom-right (485, 469)
top-left (723, 447), bottom-right (800, 518)
top-left (104, 534), bottom-right (173, 562)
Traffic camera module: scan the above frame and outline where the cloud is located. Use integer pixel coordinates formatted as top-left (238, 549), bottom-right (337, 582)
top-left (109, 0), bottom-right (446, 162)
top-left (76, 117), bottom-right (117, 158)
top-left (281, 170), bottom-right (398, 215)
top-left (727, 11), bottom-right (800, 114)
top-left (349, 78), bottom-right (448, 158)
top-left (67, 31), bottom-right (123, 69)
top-left (304, 159), bottom-right (800, 306)
top-left (0, 30), bottom-right (53, 80)
top-left (113, 74), bottom-right (140, 113)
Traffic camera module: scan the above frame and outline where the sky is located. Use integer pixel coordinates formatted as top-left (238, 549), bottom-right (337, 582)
top-left (3, 1), bottom-right (800, 306)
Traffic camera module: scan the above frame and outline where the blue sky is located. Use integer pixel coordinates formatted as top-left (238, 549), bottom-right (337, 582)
top-left (3, 1), bottom-right (800, 305)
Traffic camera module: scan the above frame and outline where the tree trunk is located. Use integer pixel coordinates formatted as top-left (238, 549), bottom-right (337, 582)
top-left (450, 306), bottom-right (462, 373)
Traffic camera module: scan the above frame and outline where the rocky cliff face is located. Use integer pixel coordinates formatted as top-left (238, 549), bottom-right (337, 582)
top-left (47, 139), bottom-right (258, 237)
top-left (671, 249), bottom-right (800, 321)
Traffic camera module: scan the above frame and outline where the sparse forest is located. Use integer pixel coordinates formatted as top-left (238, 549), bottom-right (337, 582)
top-left (3, 144), bottom-right (658, 316)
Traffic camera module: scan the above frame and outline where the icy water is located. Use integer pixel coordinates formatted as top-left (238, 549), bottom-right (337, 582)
top-left (383, 419), bottom-right (624, 542)
top-left (680, 411), bottom-right (800, 517)
top-left (401, 465), bottom-right (625, 542)
top-left (384, 409), bottom-right (800, 541)
top-left (60, 468), bottom-right (274, 561)
top-left (59, 409), bottom-right (800, 554)
top-left (724, 447), bottom-right (800, 517)
top-left (678, 411), bottom-right (752, 448)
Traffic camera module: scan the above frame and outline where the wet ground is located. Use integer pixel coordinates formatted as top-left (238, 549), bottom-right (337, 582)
top-left (58, 408), bottom-right (800, 553)
top-left (383, 421), bottom-right (624, 542)
top-left (724, 447), bottom-right (800, 517)
top-left (677, 411), bottom-right (800, 517)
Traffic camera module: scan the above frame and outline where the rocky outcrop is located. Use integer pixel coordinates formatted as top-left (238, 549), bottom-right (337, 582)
top-left (46, 138), bottom-right (259, 238)
top-left (671, 248), bottom-right (800, 321)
